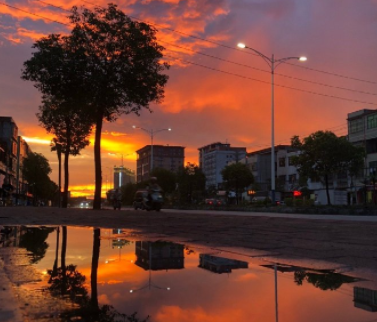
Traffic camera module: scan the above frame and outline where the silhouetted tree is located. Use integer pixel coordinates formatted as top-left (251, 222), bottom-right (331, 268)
top-left (221, 163), bottom-right (254, 204)
top-left (22, 152), bottom-right (57, 204)
top-left (151, 168), bottom-right (176, 193)
top-left (291, 131), bottom-right (365, 205)
top-left (176, 163), bottom-right (206, 203)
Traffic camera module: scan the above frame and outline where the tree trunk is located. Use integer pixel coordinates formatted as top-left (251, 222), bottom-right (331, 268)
top-left (62, 150), bottom-right (69, 208)
top-left (90, 228), bottom-right (100, 310)
top-left (325, 174), bottom-right (332, 205)
top-left (62, 120), bottom-right (71, 208)
top-left (93, 114), bottom-right (103, 209)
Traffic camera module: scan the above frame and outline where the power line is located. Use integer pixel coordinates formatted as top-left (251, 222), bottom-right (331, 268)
top-left (164, 54), bottom-right (377, 107)
top-left (6, 0), bottom-right (376, 87)
top-left (0, 1), bottom-right (69, 26)
top-left (162, 41), bottom-right (377, 97)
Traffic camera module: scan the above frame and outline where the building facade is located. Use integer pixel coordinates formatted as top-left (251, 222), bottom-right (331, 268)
top-left (0, 117), bottom-right (32, 204)
top-left (136, 145), bottom-right (185, 183)
top-left (113, 166), bottom-right (135, 189)
top-left (198, 142), bottom-right (246, 189)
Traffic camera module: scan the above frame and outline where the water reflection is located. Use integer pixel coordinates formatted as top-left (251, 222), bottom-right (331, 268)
top-left (1, 225), bottom-right (377, 322)
top-left (354, 287), bottom-right (377, 312)
top-left (262, 263), bottom-right (361, 290)
top-left (198, 254), bottom-right (248, 274)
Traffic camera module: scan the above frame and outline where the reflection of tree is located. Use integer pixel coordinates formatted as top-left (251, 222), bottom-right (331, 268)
top-left (47, 226), bottom-right (148, 321)
top-left (294, 270), bottom-right (359, 290)
top-left (19, 227), bottom-right (54, 264)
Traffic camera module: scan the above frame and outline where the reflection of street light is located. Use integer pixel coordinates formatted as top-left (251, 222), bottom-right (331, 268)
top-left (132, 126), bottom-right (172, 172)
top-left (129, 243), bottom-right (170, 293)
top-left (237, 42), bottom-right (307, 203)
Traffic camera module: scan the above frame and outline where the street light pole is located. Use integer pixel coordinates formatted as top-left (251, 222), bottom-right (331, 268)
top-left (237, 43), bottom-right (307, 203)
top-left (132, 126), bottom-right (172, 173)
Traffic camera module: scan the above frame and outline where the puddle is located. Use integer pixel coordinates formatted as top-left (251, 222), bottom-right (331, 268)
top-left (1, 226), bottom-right (377, 322)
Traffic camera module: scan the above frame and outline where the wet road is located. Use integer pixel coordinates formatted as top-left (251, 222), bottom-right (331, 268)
top-left (1, 206), bottom-right (377, 321)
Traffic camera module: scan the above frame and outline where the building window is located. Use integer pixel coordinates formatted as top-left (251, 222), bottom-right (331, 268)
top-left (289, 174), bottom-right (297, 183)
top-left (349, 118), bottom-right (364, 134)
top-left (278, 157), bottom-right (286, 167)
top-left (367, 114), bottom-right (377, 129)
top-left (288, 156), bottom-right (295, 166)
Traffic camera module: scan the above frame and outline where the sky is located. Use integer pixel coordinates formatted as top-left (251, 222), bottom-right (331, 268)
top-left (1, 0), bottom-right (377, 197)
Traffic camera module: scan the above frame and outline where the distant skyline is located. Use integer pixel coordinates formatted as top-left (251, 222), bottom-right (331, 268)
top-left (1, 0), bottom-right (377, 197)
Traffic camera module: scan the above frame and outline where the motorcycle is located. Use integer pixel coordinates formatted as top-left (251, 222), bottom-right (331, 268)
top-left (144, 190), bottom-right (163, 211)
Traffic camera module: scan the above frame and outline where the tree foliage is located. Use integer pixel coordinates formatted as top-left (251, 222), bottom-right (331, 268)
top-left (68, 4), bottom-right (170, 209)
top-left (22, 152), bottom-right (57, 203)
top-left (291, 131), bottom-right (365, 205)
top-left (22, 3), bottom-right (169, 209)
top-left (221, 163), bottom-right (254, 202)
top-left (150, 168), bottom-right (176, 193)
top-left (176, 163), bottom-right (206, 203)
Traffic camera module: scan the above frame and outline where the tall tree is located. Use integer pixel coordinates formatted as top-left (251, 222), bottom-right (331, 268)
top-left (176, 163), bottom-right (206, 203)
top-left (38, 97), bottom-right (92, 208)
top-left (22, 152), bottom-right (57, 205)
top-left (22, 34), bottom-right (93, 208)
top-left (221, 163), bottom-right (254, 204)
top-left (69, 4), bottom-right (169, 209)
top-left (291, 131), bottom-right (365, 205)
top-left (22, 4), bottom-right (169, 210)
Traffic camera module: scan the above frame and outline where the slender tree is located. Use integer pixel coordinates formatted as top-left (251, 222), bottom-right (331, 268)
top-left (22, 33), bottom-right (93, 208)
top-left (68, 4), bottom-right (169, 209)
top-left (176, 163), bottom-right (206, 203)
top-left (38, 96), bottom-right (92, 207)
top-left (221, 163), bottom-right (254, 204)
top-left (291, 131), bottom-right (365, 205)
top-left (22, 4), bottom-right (169, 209)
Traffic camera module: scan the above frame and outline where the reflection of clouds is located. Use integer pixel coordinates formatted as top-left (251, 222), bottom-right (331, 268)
top-left (235, 272), bottom-right (258, 282)
top-left (155, 305), bottom-right (244, 322)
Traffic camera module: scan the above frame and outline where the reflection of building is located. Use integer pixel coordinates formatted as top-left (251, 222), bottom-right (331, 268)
top-left (354, 287), bottom-right (377, 312)
top-left (112, 239), bottom-right (129, 249)
top-left (113, 166), bottom-right (135, 189)
top-left (136, 145), bottom-right (185, 183)
top-left (199, 254), bottom-right (248, 274)
top-left (135, 241), bottom-right (184, 270)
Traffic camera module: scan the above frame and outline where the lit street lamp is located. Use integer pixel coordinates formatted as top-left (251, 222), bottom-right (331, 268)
top-left (237, 42), bottom-right (307, 203)
top-left (132, 126), bottom-right (172, 172)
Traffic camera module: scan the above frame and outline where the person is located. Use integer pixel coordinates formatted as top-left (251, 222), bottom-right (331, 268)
top-left (148, 177), bottom-right (161, 193)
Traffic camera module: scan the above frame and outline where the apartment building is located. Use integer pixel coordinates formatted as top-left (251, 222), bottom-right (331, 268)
top-left (348, 109), bottom-right (377, 174)
top-left (113, 166), bottom-right (135, 189)
top-left (0, 117), bottom-right (32, 203)
top-left (198, 142), bottom-right (246, 189)
top-left (136, 145), bottom-right (185, 183)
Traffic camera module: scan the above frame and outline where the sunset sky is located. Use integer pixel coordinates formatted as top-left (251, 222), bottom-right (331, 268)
top-left (1, 0), bottom-right (377, 197)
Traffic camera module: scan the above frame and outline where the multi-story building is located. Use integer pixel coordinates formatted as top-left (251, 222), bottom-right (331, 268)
top-left (0, 117), bottom-right (19, 188)
top-left (238, 145), bottom-right (299, 200)
top-left (198, 142), bottom-right (246, 189)
top-left (348, 109), bottom-right (377, 174)
top-left (113, 166), bottom-right (135, 189)
top-left (17, 136), bottom-right (32, 198)
top-left (136, 145), bottom-right (185, 183)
